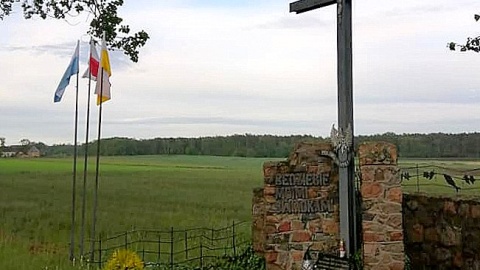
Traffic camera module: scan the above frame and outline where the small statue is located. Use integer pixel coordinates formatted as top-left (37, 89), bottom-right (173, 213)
top-left (330, 123), bottom-right (353, 168)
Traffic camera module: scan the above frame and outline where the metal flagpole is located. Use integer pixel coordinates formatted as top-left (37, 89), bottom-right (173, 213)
top-left (90, 46), bottom-right (104, 264)
top-left (80, 39), bottom-right (94, 259)
top-left (69, 39), bottom-right (80, 262)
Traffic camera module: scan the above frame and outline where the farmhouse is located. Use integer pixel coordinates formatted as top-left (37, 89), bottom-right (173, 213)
top-left (27, 146), bottom-right (41, 157)
top-left (1, 145), bottom-right (41, 158)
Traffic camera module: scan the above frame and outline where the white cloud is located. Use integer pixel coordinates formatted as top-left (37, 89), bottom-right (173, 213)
top-left (0, 0), bottom-right (479, 145)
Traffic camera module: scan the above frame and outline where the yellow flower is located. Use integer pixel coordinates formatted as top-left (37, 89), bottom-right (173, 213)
top-left (104, 249), bottom-right (144, 270)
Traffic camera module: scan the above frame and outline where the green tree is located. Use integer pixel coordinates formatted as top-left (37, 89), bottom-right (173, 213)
top-left (448, 14), bottom-right (480, 53)
top-left (20, 138), bottom-right (30, 146)
top-left (0, 0), bottom-right (149, 62)
top-left (0, 137), bottom-right (5, 155)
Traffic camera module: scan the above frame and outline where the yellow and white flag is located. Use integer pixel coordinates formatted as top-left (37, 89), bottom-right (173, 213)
top-left (95, 33), bottom-right (112, 105)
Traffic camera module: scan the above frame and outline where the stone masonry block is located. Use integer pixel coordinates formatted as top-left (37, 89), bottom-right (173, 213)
top-left (358, 142), bottom-right (397, 166)
top-left (361, 182), bottom-right (384, 199)
top-left (290, 230), bottom-right (312, 242)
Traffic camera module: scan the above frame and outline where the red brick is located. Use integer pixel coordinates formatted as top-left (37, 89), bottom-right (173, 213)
top-left (264, 225), bottom-right (276, 235)
top-left (291, 220), bottom-right (304, 231)
top-left (308, 219), bottom-right (322, 234)
top-left (291, 231), bottom-right (311, 242)
top-left (265, 215), bottom-right (279, 225)
top-left (266, 263), bottom-right (283, 270)
top-left (322, 219), bottom-right (339, 234)
top-left (363, 243), bottom-right (379, 257)
top-left (278, 221), bottom-right (291, 233)
top-left (306, 165), bottom-right (318, 173)
top-left (389, 231), bottom-right (403, 242)
top-left (265, 251), bottom-right (278, 263)
top-left (291, 250), bottom-right (304, 262)
top-left (361, 183), bottom-right (384, 199)
top-left (364, 231), bottom-right (385, 242)
top-left (389, 261), bottom-right (405, 270)
top-left (386, 187), bottom-right (402, 203)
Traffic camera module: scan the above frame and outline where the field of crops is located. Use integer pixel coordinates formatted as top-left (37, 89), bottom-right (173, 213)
top-left (0, 155), bottom-right (272, 269)
top-left (0, 155), bottom-right (479, 269)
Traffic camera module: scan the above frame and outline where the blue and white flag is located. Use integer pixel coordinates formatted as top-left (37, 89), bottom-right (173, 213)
top-left (54, 41), bottom-right (79, 103)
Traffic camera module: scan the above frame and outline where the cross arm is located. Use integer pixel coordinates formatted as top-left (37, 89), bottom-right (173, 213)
top-left (289, 0), bottom-right (336, 14)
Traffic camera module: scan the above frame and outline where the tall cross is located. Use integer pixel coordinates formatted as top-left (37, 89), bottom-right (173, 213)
top-left (290, 0), bottom-right (358, 257)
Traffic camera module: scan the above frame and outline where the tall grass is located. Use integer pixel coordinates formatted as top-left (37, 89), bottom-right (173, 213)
top-left (0, 155), bottom-right (270, 269)
top-left (1, 155), bottom-right (478, 269)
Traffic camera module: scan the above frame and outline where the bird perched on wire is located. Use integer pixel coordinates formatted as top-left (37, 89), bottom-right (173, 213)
top-left (423, 171), bottom-right (435, 180)
top-left (443, 174), bottom-right (460, 192)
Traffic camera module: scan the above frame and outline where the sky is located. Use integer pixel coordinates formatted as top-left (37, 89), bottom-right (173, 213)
top-left (1, 0), bottom-right (479, 145)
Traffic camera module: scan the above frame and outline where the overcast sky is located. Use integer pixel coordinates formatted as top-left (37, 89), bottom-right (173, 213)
top-left (1, 0), bottom-right (479, 145)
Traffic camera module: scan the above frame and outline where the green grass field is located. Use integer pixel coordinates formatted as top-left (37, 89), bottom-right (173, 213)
top-left (0, 155), bottom-right (272, 269)
top-left (0, 155), bottom-right (479, 269)
top-left (398, 158), bottom-right (480, 196)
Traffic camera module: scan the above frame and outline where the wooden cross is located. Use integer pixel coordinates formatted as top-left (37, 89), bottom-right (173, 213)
top-left (290, 0), bottom-right (358, 257)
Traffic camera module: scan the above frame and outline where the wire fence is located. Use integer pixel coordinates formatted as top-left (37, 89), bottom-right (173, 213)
top-left (84, 221), bottom-right (250, 269)
top-left (400, 163), bottom-right (480, 194)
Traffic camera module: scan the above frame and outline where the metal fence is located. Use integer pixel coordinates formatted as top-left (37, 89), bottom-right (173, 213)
top-left (85, 221), bottom-right (250, 269)
top-left (400, 164), bottom-right (480, 194)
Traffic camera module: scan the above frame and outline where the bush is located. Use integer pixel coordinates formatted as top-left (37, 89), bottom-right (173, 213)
top-left (104, 249), bottom-right (144, 270)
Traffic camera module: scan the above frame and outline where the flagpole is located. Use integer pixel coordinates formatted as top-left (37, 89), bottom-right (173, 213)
top-left (90, 59), bottom-right (104, 264)
top-left (80, 39), bottom-right (94, 259)
top-left (69, 39), bottom-right (80, 262)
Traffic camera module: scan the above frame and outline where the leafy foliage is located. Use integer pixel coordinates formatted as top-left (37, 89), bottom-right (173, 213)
top-left (0, 0), bottom-right (149, 62)
top-left (448, 14), bottom-right (480, 53)
top-left (404, 254), bottom-right (412, 270)
top-left (208, 246), bottom-right (266, 270)
top-left (351, 249), bottom-right (363, 270)
top-left (146, 246), bottom-right (266, 270)
top-left (34, 132), bottom-right (480, 159)
top-left (104, 249), bottom-right (144, 270)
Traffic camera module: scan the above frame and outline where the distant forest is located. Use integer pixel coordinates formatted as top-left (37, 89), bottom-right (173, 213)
top-left (28, 133), bottom-right (480, 159)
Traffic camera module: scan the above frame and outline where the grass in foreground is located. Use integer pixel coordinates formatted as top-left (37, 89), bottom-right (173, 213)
top-left (1, 155), bottom-right (478, 269)
top-left (0, 155), bottom-right (272, 269)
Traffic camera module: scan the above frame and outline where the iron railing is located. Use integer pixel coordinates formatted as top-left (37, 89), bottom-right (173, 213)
top-left (400, 164), bottom-right (479, 194)
top-left (85, 221), bottom-right (250, 269)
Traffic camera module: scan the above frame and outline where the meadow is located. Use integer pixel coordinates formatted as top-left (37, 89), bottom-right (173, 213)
top-left (398, 158), bottom-right (480, 195)
top-left (0, 155), bottom-right (271, 269)
top-left (0, 155), bottom-right (479, 269)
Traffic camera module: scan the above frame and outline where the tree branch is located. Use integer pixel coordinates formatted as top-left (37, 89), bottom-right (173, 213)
top-left (448, 14), bottom-right (480, 54)
top-left (0, 0), bottom-right (149, 62)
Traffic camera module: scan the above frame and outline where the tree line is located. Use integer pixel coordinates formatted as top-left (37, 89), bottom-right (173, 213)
top-left (19, 132), bottom-right (478, 159)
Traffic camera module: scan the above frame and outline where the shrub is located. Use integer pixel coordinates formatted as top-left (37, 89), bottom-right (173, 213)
top-left (104, 249), bottom-right (144, 270)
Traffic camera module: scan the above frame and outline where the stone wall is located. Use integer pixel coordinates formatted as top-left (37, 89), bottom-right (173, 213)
top-left (254, 141), bottom-right (433, 270)
top-left (404, 193), bottom-right (480, 269)
top-left (253, 187), bottom-right (266, 255)
top-left (254, 142), bottom-right (341, 270)
top-left (358, 142), bottom-right (405, 270)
